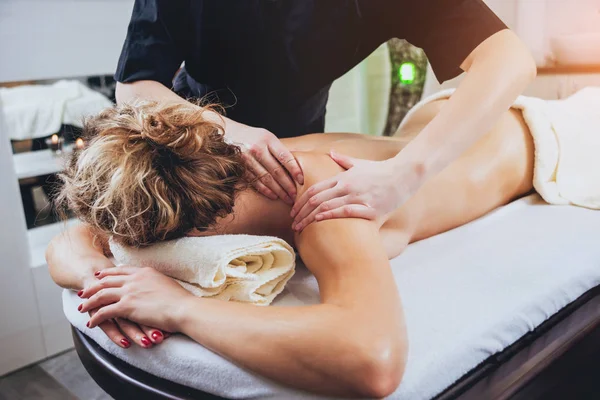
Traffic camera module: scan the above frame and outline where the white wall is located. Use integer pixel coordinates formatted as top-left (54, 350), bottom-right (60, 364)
top-left (0, 101), bottom-right (46, 376)
top-left (0, 0), bottom-right (134, 83)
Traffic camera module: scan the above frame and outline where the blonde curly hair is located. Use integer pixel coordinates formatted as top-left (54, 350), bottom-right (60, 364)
top-left (56, 101), bottom-right (246, 247)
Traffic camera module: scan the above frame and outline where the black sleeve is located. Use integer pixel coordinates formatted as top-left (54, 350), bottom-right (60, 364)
top-left (114, 0), bottom-right (191, 88)
top-left (405, 0), bottom-right (507, 82)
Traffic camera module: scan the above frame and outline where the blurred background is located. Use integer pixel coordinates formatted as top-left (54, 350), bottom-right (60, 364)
top-left (1, 0), bottom-right (599, 398)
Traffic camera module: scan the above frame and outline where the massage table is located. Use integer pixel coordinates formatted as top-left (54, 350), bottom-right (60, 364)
top-left (65, 194), bottom-right (600, 399)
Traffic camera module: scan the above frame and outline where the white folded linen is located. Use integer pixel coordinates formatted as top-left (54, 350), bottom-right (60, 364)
top-left (109, 235), bottom-right (296, 306)
top-left (400, 87), bottom-right (600, 209)
top-left (64, 194), bottom-right (600, 399)
top-left (0, 80), bottom-right (112, 140)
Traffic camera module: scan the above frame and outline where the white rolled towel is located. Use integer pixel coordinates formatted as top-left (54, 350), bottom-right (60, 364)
top-left (109, 235), bottom-right (296, 306)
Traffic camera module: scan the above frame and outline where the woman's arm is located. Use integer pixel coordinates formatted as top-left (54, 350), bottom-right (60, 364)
top-left (46, 225), bottom-right (166, 348)
top-left (178, 218), bottom-right (406, 397)
top-left (84, 219), bottom-right (406, 397)
top-left (81, 155), bottom-right (407, 397)
top-left (45, 224), bottom-right (113, 290)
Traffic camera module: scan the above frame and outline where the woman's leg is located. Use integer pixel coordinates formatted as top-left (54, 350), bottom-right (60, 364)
top-left (385, 99), bottom-right (535, 244)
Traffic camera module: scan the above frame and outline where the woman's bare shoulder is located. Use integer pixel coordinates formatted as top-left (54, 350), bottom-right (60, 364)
top-left (292, 151), bottom-right (345, 191)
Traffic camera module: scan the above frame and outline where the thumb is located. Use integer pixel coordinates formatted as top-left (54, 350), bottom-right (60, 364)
top-left (329, 150), bottom-right (356, 170)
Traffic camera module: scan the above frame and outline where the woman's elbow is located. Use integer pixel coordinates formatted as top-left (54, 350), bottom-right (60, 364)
top-left (45, 240), bottom-right (58, 276)
top-left (45, 237), bottom-right (66, 286)
top-left (346, 336), bottom-right (408, 398)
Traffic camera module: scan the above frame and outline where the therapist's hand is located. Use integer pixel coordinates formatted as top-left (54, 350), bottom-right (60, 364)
top-left (291, 151), bottom-right (416, 231)
top-left (225, 120), bottom-right (303, 205)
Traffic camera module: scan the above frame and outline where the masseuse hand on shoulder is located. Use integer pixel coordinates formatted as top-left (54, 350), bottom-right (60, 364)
top-left (291, 152), bottom-right (418, 231)
top-left (116, 80), bottom-right (303, 205)
top-left (221, 117), bottom-right (304, 205)
top-left (292, 30), bottom-right (536, 231)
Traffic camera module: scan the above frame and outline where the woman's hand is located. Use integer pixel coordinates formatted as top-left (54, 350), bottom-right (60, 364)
top-left (78, 267), bottom-right (192, 333)
top-left (86, 308), bottom-right (166, 349)
top-left (291, 151), bottom-right (419, 231)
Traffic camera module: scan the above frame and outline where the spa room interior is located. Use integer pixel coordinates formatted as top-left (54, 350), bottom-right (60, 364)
top-left (1, 0), bottom-right (599, 399)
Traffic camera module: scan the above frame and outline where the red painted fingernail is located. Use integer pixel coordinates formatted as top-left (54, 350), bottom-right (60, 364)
top-left (77, 290), bottom-right (84, 297)
top-left (86, 321), bottom-right (91, 328)
top-left (94, 271), bottom-right (101, 277)
top-left (141, 336), bottom-right (151, 347)
top-left (77, 304), bottom-right (83, 312)
top-left (151, 331), bottom-right (163, 341)
top-left (120, 339), bottom-right (130, 348)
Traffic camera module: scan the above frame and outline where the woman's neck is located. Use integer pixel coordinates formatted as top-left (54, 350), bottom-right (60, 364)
top-left (213, 188), bottom-right (295, 244)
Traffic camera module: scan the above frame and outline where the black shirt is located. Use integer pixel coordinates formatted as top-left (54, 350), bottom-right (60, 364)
top-left (115, 0), bottom-right (507, 137)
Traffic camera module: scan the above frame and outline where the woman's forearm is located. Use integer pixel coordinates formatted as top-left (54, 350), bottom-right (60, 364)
top-left (45, 224), bottom-right (113, 290)
top-left (176, 298), bottom-right (403, 398)
top-left (393, 29), bottom-right (536, 190)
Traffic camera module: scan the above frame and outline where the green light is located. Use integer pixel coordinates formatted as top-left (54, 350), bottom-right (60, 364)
top-left (398, 62), bottom-right (416, 84)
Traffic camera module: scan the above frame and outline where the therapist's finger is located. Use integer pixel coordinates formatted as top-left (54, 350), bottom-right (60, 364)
top-left (252, 147), bottom-right (295, 202)
top-left (291, 179), bottom-right (337, 219)
top-left (268, 140), bottom-right (304, 185)
top-left (246, 170), bottom-right (278, 200)
top-left (264, 146), bottom-right (298, 200)
top-left (246, 152), bottom-right (292, 204)
top-left (293, 195), bottom-right (353, 231)
top-left (292, 183), bottom-right (345, 228)
top-left (316, 204), bottom-right (376, 222)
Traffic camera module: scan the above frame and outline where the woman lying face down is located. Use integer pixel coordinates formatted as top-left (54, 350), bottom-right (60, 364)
top-left (47, 99), bottom-right (534, 397)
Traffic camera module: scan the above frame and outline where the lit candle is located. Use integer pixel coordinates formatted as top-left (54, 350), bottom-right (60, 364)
top-left (48, 134), bottom-right (62, 152)
top-left (75, 137), bottom-right (85, 150)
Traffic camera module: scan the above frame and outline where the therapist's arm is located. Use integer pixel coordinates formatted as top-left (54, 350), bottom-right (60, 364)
top-left (391, 29), bottom-right (536, 186)
top-left (115, 80), bottom-right (303, 203)
top-left (292, 29), bottom-right (536, 229)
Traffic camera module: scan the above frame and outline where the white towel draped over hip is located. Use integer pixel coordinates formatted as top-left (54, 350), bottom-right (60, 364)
top-left (400, 87), bottom-right (600, 210)
top-left (109, 235), bottom-right (296, 306)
